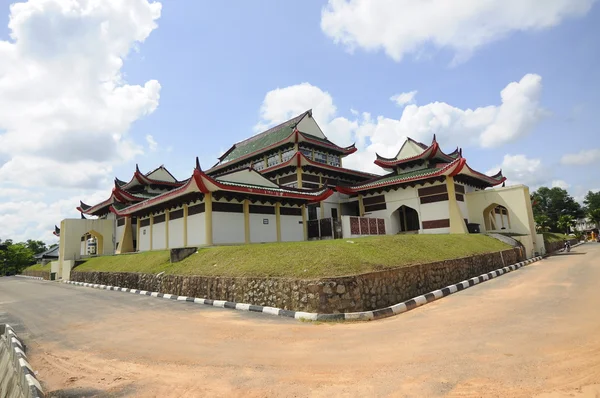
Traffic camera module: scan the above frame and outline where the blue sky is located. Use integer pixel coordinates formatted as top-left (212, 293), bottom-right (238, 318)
top-left (0, 0), bottom-right (598, 243)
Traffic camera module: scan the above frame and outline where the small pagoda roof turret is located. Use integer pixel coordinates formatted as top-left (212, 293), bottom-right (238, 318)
top-left (374, 135), bottom-right (461, 172)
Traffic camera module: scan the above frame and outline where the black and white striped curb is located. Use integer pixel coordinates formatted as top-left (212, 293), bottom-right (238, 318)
top-left (0, 324), bottom-right (45, 398)
top-left (62, 256), bottom-right (543, 322)
top-left (15, 275), bottom-right (45, 281)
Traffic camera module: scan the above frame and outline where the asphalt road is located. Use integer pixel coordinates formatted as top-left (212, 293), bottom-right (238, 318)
top-left (1, 244), bottom-right (599, 398)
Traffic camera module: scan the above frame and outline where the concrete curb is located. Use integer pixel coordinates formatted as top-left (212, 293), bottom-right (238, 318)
top-left (14, 275), bottom-right (45, 281)
top-left (0, 324), bottom-right (45, 398)
top-left (62, 256), bottom-right (543, 322)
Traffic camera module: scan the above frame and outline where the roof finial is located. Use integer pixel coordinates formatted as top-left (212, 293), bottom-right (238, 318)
top-left (459, 148), bottom-right (463, 158)
top-left (195, 157), bottom-right (202, 171)
top-left (135, 163), bottom-right (140, 173)
top-left (432, 134), bottom-right (437, 143)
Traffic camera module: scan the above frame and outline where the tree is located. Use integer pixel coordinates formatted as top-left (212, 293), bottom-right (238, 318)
top-left (557, 215), bottom-right (575, 235)
top-left (588, 208), bottom-right (600, 226)
top-left (584, 191), bottom-right (600, 213)
top-left (534, 214), bottom-right (551, 232)
top-left (25, 239), bottom-right (48, 255)
top-left (531, 187), bottom-right (583, 232)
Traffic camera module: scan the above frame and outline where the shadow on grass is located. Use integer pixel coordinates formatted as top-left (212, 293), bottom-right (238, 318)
top-left (48, 384), bottom-right (136, 398)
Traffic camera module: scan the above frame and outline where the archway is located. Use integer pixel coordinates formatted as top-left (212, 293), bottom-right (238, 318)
top-left (483, 204), bottom-right (510, 231)
top-left (80, 230), bottom-right (104, 256)
top-left (396, 205), bottom-right (420, 233)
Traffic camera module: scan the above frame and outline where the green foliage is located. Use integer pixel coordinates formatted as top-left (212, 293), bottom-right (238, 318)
top-left (0, 240), bottom-right (35, 275)
top-left (25, 239), bottom-right (48, 255)
top-left (75, 235), bottom-right (510, 278)
top-left (531, 187), bottom-right (583, 232)
top-left (534, 214), bottom-right (551, 232)
top-left (583, 191), bottom-right (600, 213)
top-left (588, 208), bottom-right (600, 225)
top-left (557, 214), bottom-right (575, 235)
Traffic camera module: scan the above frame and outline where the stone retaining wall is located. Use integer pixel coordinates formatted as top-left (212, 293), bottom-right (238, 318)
top-left (544, 238), bottom-right (578, 255)
top-left (71, 248), bottom-right (522, 314)
top-left (20, 271), bottom-right (50, 280)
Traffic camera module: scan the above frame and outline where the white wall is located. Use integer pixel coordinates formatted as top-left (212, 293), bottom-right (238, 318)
top-left (280, 215), bottom-right (304, 241)
top-left (250, 214), bottom-right (277, 243)
top-left (152, 219), bottom-right (166, 250)
top-left (146, 167), bottom-right (176, 182)
top-left (139, 218), bottom-right (151, 251)
top-left (187, 212), bottom-right (206, 246)
top-left (213, 212), bottom-right (245, 244)
top-left (169, 217), bottom-right (184, 248)
top-left (458, 200), bottom-right (468, 222)
top-left (297, 115), bottom-right (326, 139)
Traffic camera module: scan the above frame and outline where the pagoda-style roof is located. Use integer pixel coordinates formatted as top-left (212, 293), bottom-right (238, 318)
top-left (260, 151), bottom-right (376, 180)
top-left (210, 110), bottom-right (357, 173)
top-left (117, 164), bottom-right (185, 191)
top-left (110, 158), bottom-right (334, 217)
top-left (34, 245), bottom-right (59, 260)
top-left (374, 135), bottom-right (460, 171)
top-left (338, 157), bottom-right (505, 194)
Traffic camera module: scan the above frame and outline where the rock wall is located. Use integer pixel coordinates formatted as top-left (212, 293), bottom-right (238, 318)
top-left (544, 238), bottom-right (578, 255)
top-left (71, 248), bottom-right (522, 314)
top-left (20, 271), bottom-right (50, 280)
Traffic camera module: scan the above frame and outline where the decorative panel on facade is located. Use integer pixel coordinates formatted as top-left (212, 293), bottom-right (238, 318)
top-left (377, 219), bottom-right (386, 234)
top-left (360, 217), bottom-right (369, 234)
top-left (350, 217), bottom-right (360, 235)
top-left (368, 218), bottom-right (377, 234)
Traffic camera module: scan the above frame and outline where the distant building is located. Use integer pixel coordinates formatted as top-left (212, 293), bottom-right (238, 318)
top-left (53, 110), bottom-right (542, 279)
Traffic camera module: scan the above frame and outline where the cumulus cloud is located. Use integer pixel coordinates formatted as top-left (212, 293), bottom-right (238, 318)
top-left (560, 148), bottom-right (600, 165)
top-left (390, 91), bottom-right (417, 107)
top-left (146, 134), bottom-right (159, 151)
top-left (552, 180), bottom-right (571, 190)
top-left (254, 74), bottom-right (546, 174)
top-left (321, 0), bottom-right (595, 63)
top-left (486, 154), bottom-right (548, 188)
top-left (0, 0), bottom-right (162, 243)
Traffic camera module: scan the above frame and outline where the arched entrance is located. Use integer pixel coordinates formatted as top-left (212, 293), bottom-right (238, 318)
top-left (396, 205), bottom-right (420, 233)
top-left (483, 204), bottom-right (510, 231)
top-left (80, 230), bottom-right (104, 256)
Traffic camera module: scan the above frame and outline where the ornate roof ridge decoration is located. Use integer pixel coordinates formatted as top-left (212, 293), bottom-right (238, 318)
top-left (53, 225), bottom-right (60, 237)
top-left (117, 164), bottom-right (185, 191)
top-left (374, 135), bottom-right (457, 168)
top-left (260, 151), bottom-right (377, 178)
top-left (211, 110), bottom-right (357, 171)
top-left (110, 158), bottom-right (335, 217)
top-left (337, 156), bottom-right (505, 194)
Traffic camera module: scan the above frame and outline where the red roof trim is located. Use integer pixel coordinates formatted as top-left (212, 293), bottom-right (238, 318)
top-left (297, 132), bottom-right (357, 155)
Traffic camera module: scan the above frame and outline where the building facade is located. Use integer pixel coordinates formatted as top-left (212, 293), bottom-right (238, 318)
top-left (54, 110), bottom-right (543, 278)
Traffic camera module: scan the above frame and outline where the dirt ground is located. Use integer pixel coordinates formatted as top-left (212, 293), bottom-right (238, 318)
top-left (4, 244), bottom-right (600, 397)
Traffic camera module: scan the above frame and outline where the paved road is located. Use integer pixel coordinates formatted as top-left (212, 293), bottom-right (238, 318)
top-left (1, 244), bottom-right (600, 398)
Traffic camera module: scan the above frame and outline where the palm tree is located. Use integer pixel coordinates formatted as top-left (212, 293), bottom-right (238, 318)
top-left (534, 214), bottom-right (551, 232)
top-left (557, 214), bottom-right (575, 235)
top-left (588, 208), bottom-right (600, 229)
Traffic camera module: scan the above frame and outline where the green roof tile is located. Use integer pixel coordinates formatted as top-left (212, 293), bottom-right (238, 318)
top-left (220, 113), bottom-right (307, 164)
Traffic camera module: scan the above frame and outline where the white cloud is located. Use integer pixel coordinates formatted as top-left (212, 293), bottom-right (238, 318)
top-left (390, 91), bottom-right (417, 107)
top-left (321, 0), bottom-right (595, 64)
top-left (552, 180), bottom-right (571, 190)
top-left (560, 148), bottom-right (600, 165)
top-left (254, 74), bottom-right (546, 175)
top-left (146, 134), bottom-right (158, 151)
top-left (486, 154), bottom-right (547, 188)
top-left (0, 0), bottom-right (162, 243)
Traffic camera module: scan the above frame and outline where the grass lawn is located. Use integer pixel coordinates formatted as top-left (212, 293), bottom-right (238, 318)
top-left (23, 263), bottom-right (51, 272)
top-left (543, 232), bottom-right (573, 243)
top-left (75, 234), bottom-right (511, 279)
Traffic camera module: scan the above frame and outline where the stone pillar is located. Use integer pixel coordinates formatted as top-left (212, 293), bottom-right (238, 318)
top-left (446, 176), bottom-right (468, 234)
top-left (165, 211), bottom-right (170, 249)
top-left (117, 217), bottom-right (134, 254)
top-left (358, 194), bottom-right (365, 217)
top-left (136, 216), bottom-right (141, 252)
